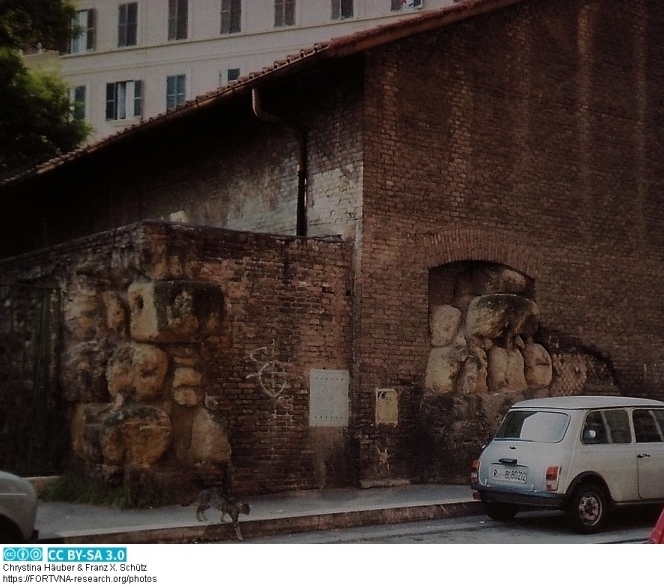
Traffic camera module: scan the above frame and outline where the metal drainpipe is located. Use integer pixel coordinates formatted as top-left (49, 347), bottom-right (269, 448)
top-left (251, 88), bottom-right (308, 237)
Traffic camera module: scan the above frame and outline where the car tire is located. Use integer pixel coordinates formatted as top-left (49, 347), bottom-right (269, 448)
top-left (0, 519), bottom-right (24, 544)
top-left (565, 483), bottom-right (608, 534)
top-left (484, 502), bottom-right (520, 521)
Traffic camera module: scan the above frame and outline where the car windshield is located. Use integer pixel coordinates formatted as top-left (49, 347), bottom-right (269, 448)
top-left (495, 410), bottom-right (570, 442)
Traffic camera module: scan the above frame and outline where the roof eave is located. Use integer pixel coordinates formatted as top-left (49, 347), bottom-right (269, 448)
top-left (1, 0), bottom-right (525, 188)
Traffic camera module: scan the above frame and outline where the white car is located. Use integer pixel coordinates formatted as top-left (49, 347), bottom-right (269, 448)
top-left (471, 395), bottom-right (664, 533)
top-left (0, 471), bottom-right (38, 543)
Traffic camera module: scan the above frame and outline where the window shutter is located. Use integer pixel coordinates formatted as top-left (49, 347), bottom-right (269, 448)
top-left (118, 4), bottom-right (127, 46)
top-left (166, 76), bottom-right (175, 111)
top-left (118, 2), bottom-right (138, 47)
top-left (168, 0), bottom-right (187, 40)
top-left (274, 0), bottom-right (281, 27)
top-left (72, 86), bottom-right (86, 120)
top-left (168, 0), bottom-right (177, 39)
top-left (126, 3), bottom-right (138, 46)
top-left (133, 80), bottom-right (143, 117)
top-left (177, 0), bottom-right (188, 39)
top-left (285, 0), bottom-right (295, 25)
top-left (86, 9), bottom-right (96, 51)
top-left (105, 83), bottom-right (116, 120)
top-left (230, 0), bottom-right (241, 32)
top-left (221, 0), bottom-right (228, 33)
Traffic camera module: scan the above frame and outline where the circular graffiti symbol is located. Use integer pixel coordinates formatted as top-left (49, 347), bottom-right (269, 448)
top-left (246, 343), bottom-right (290, 400)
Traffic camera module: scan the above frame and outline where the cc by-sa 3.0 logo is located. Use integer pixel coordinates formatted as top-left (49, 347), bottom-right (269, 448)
top-left (3, 547), bottom-right (43, 562)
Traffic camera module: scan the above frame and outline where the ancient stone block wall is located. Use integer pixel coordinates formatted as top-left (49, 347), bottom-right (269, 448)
top-left (0, 222), bottom-right (353, 494)
top-left (357, 0), bottom-right (664, 482)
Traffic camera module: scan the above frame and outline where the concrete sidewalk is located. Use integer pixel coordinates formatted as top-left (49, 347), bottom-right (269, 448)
top-left (36, 484), bottom-right (483, 544)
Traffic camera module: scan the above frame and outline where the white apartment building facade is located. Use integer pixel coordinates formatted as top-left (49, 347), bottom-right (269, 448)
top-left (26, 0), bottom-right (456, 142)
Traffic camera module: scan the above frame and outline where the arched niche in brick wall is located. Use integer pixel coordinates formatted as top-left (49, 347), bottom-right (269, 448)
top-left (426, 260), bottom-right (544, 396)
top-left (419, 255), bottom-right (618, 484)
top-left (419, 227), bottom-right (545, 281)
top-left (421, 258), bottom-right (551, 483)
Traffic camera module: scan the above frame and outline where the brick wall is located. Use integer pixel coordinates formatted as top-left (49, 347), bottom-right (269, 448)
top-left (3, 0), bottom-right (664, 488)
top-left (0, 58), bottom-right (364, 257)
top-left (139, 223), bottom-right (355, 493)
top-left (0, 223), bottom-right (354, 493)
top-left (357, 0), bottom-right (664, 479)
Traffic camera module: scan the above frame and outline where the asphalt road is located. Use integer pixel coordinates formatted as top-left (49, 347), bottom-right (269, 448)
top-left (247, 507), bottom-right (660, 544)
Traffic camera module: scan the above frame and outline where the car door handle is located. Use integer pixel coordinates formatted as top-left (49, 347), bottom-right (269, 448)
top-left (637, 453), bottom-right (651, 458)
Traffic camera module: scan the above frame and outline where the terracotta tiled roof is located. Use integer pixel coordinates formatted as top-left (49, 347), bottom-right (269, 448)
top-left (2, 0), bottom-right (521, 186)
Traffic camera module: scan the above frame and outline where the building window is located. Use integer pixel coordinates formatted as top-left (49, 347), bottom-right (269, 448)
top-left (219, 68), bottom-right (241, 86)
top-left (106, 80), bottom-right (142, 120)
top-left (391, 0), bottom-right (422, 9)
top-left (70, 86), bottom-right (86, 120)
top-left (274, 0), bottom-right (295, 27)
top-left (332, 0), bottom-right (353, 20)
top-left (69, 9), bottom-right (95, 53)
top-left (221, 0), bottom-right (241, 34)
top-left (118, 3), bottom-right (138, 47)
top-left (168, 0), bottom-right (188, 40)
top-left (166, 74), bottom-right (186, 111)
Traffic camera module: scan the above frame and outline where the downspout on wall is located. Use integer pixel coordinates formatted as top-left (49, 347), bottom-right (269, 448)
top-left (251, 88), bottom-right (308, 237)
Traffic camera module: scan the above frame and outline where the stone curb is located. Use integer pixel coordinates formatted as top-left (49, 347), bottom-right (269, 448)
top-left (39, 501), bottom-right (484, 544)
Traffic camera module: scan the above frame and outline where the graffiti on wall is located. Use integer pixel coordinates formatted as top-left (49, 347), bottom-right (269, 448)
top-left (246, 340), bottom-right (291, 404)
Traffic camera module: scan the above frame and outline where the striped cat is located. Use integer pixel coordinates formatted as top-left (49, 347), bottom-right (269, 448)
top-left (195, 489), bottom-right (251, 541)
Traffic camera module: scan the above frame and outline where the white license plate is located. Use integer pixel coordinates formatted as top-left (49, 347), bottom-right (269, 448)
top-left (491, 464), bottom-right (528, 484)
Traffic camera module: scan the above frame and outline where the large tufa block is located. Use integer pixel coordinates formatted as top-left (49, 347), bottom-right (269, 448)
top-left (106, 342), bottom-right (168, 402)
top-left (71, 403), bottom-right (171, 468)
top-left (424, 334), bottom-right (469, 394)
top-left (523, 342), bottom-right (553, 387)
top-left (128, 281), bottom-right (224, 343)
top-left (63, 285), bottom-right (105, 343)
top-left (174, 408), bottom-right (231, 465)
top-left (61, 340), bottom-right (111, 403)
top-left (429, 304), bottom-right (462, 347)
top-left (100, 404), bottom-right (171, 467)
top-left (486, 346), bottom-right (527, 392)
top-left (465, 294), bottom-right (539, 343)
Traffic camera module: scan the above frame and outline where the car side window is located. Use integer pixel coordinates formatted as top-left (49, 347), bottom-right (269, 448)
top-left (655, 409), bottom-right (664, 434)
top-left (582, 409), bottom-right (631, 444)
top-left (633, 409), bottom-right (664, 443)
top-left (582, 411), bottom-right (608, 444)
top-left (604, 409), bottom-right (631, 443)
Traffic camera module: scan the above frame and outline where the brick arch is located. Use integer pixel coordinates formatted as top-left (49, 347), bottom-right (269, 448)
top-left (420, 228), bottom-right (545, 280)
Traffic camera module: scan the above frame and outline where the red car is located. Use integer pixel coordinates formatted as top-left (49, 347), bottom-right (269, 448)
top-left (648, 507), bottom-right (664, 543)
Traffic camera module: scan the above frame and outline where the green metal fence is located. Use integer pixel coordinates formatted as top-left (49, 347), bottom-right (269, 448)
top-left (0, 285), bottom-right (65, 475)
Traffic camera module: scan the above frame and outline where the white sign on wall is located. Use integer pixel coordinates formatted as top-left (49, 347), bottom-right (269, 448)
top-left (309, 369), bottom-right (349, 427)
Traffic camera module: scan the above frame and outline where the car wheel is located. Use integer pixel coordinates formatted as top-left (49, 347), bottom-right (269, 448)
top-left (565, 483), bottom-right (608, 534)
top-left (0, 519), bottom-right (24, 544)
top-left (484, 502), bottom-right (520, 521)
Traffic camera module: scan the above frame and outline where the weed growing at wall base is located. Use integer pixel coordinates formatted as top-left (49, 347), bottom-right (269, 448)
top-left (40, 474), bottom-right (175, 509)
